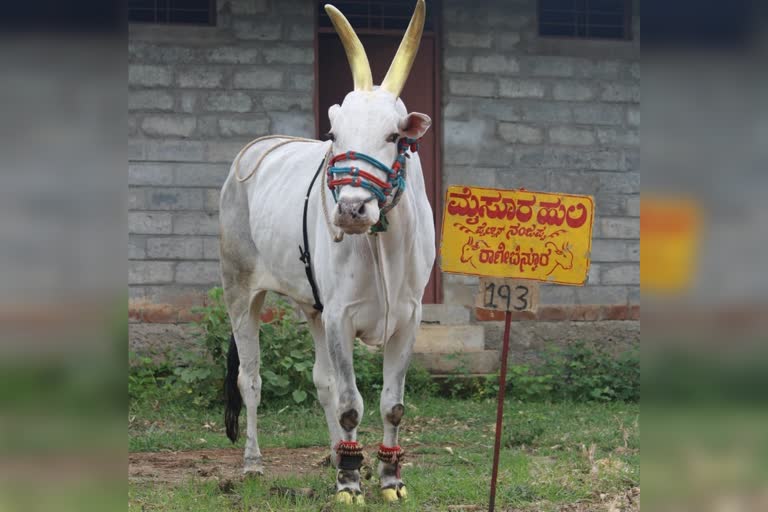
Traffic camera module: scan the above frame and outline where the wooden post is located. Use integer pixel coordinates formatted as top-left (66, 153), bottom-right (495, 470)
top-left (475, 278), bottom-right (538, 512)
top-left (488, 309), bottom-right (512, 512)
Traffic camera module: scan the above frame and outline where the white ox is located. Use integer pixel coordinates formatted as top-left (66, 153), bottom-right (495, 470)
top-left (219, 1), bottom-right (434, 504)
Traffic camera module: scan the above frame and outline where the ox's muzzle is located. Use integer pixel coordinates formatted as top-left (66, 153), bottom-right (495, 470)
top-left (333, 194), bottom-right (380, 234)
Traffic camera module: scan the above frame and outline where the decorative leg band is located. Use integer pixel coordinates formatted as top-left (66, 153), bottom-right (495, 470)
top-left (335, 440), bottom-right (364, 471)
top-left (377, 444), bottom-right (405, 478)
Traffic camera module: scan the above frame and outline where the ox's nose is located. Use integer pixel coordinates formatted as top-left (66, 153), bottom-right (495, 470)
top-left (333, 196), bottom-right (378, 234)
top-left (338, 199), bottom-right (367, 219)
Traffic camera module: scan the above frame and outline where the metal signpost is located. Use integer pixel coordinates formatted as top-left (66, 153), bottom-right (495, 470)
top-left (440, 185), bottom-right (594, 512)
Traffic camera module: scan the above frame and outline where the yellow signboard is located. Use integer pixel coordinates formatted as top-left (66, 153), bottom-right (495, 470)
top-left (640, 196), bottom-right (701, 294)
top-left (440, 186), bottom-right (594, 285)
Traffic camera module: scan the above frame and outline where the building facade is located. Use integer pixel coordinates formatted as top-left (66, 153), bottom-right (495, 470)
top-left (129, 0), bottom-right (640, 365)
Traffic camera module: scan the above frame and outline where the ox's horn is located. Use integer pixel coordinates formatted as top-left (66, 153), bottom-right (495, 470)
top-left (380, 0), bottom-right (426, 97)
top-left (324, 4), bottom-right (373, 91)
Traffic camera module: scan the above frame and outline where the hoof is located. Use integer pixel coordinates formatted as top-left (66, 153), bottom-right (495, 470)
top-left (242, 467), bottom-right (264, 478)
top-left (335, 490), bottom-right (364, 505)
top-left (381, 488), bottom-right (399, 502)
top-left (381, 485), bottom-right (408, 502)
top-left (336, 491), bottom-right (353, 505)
top-left (243, 456), bottom-right (264, 477)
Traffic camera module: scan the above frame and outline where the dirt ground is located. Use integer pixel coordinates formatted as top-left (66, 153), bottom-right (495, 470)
top-left (129, 447), bottom-right (639, 511)
top-left (129, 446), bottom-right (331, 485)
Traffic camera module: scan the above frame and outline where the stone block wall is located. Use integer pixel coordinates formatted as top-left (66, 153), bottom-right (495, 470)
top-left (129, 0), bottom-right (640, 330)
top-left (128, 0), bottom-right (315, 316)
top-left (440, 0), bottom-right (640, 314)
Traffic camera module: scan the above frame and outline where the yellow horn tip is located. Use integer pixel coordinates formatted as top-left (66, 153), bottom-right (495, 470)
top-left (379, 0), bottom-right (426, 97)
top-left (324, 3), bottom-right (373, 91)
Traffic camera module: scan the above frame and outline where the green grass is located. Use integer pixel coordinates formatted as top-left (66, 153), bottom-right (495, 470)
top-left (129, 396), bottom-right (639, 511)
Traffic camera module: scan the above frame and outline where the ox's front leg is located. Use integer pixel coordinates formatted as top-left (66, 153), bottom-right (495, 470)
top-left (325, 315), bottom-right (365, 505)
top-left (300, 308), bottom-right (343, 461)
top-left (378, 314), bottom-right (418, 501)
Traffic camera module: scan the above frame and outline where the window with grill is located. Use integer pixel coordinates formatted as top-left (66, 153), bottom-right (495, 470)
top-left (318, 0), bottom-right (435, 32)
top-left (128, 0), bottom-right (216, 26)
top-left (539, 0), bottom-right (632, 40)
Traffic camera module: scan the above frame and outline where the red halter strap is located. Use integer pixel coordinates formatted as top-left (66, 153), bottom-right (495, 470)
top-left (329, 169), bottom-right (391, 192)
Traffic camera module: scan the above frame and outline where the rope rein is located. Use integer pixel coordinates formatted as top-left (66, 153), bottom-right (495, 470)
top-left (234, 135), bottom-right (322, 182)
top-left (321, 157), bottom-right (345, 243)
top-left (234, 134), bottom-right (341, 241)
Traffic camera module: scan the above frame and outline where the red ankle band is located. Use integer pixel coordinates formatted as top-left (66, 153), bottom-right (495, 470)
top-left (377, 444), bottom-right (404, 464)
top-left (335, 440), bottom-right (363, 456)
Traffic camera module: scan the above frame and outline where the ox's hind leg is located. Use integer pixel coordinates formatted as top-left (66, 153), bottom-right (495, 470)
top-left (378, 316), bottom-right (418, 501)
top-left (222, 264), bottom-right (267, 476)
top-left (236, 291), bottom-right (267, 475)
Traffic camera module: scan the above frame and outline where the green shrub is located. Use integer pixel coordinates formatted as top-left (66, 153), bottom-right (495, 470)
top-left (172, 288), bottom-right (318, 407)
top-left (129, 287), bottom-right (638, 407)
top-left (436, 341), bottom-right (639, 403)
top-left (353, 342), bottom-right (436, 399)
top-left (508, 364), bottom-right (554, 401)
top-left (352, 342), bottom-right (384, 398)
top-left (403, 355), bottom-right (437, 397)
top-left (170, 287), bottom-right (231, 407)
top-left (438, 353), bottom-right (498, 399)
top-left (540, 341), bottom-right (640, 402)
top-left (257, 300), bottom-right (316, 405)
top-left (129, 352), bottom-right (173, 402)
top-left (132, 287), bottom-right (435, 408)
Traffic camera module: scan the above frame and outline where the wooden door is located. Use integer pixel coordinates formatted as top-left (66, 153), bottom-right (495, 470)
top-left (317, 32), bottom-right (441, 304)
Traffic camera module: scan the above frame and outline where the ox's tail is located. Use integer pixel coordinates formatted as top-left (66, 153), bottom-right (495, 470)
top-left (224, 333), bottom-right (242, 443)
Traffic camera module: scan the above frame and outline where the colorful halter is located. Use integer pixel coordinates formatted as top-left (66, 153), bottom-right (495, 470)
top-left (327, 137), bottom-right (420, 232)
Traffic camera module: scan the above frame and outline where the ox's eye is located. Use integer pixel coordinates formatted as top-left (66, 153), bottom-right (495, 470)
top-left (323, 132), bottom-right (335, 142)
top-left (387, 133), bottom-right (399, 143)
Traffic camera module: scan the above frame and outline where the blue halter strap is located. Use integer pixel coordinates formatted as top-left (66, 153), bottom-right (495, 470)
top-left (326, 137), bottom-right (419, 232)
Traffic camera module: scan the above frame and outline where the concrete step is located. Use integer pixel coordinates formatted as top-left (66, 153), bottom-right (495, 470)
top-left (414, 324), bottom-right (485, 353)
top-left (421, 304), bottom-right (471, 325)
top-left (414, 350), bottom-right (500, 375)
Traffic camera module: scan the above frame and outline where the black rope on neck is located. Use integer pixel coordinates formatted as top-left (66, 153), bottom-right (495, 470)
top-left (299, 158), bottom-right (326, 312)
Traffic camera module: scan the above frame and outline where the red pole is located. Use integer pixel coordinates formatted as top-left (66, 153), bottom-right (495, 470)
top-left (488, 310), bottom-right (512, 512)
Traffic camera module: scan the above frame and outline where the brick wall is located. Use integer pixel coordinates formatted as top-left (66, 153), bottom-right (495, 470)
top-left (440, 0), bottom-right (640, 314)
top-left (129, 0), bottom-right (640, 326)
top-left (128, 0), bottom-right (315, 314)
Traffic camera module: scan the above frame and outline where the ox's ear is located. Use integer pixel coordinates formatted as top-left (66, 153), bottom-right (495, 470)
top-left (399, 112), bottom-right (431, 139)
top-left (328, 104), bottom-right (341, 124)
